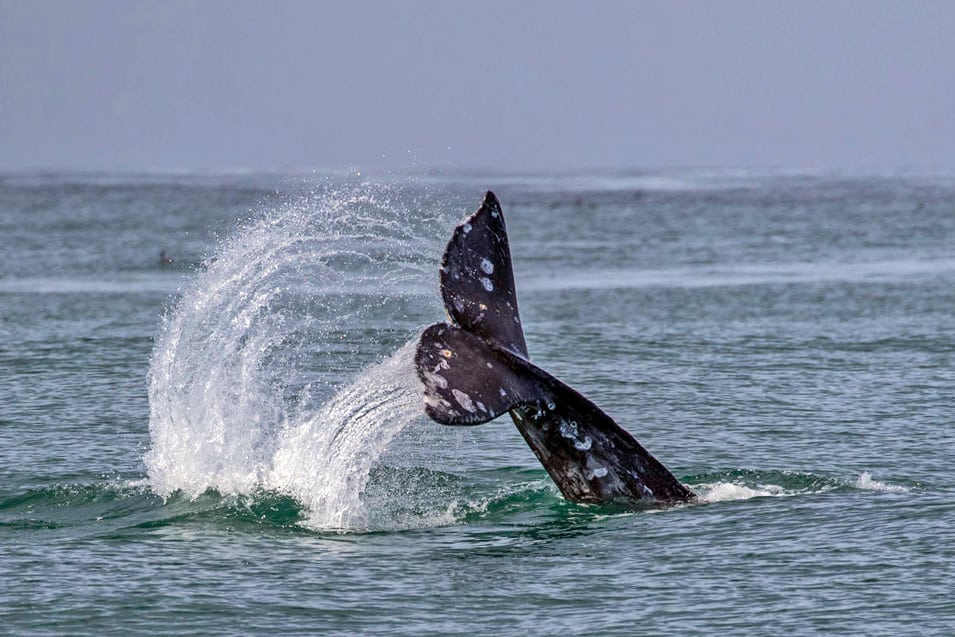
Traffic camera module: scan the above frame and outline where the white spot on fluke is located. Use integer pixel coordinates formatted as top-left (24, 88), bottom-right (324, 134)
top-left (424, 394), bottom-right (452, 411)
top-left (422, 371), bottom-right (448, 389)
top-left (480, 277), bottom-right (494, 292)
top-left (451, 388), bottom-right (476, 413)
top-left (462, 222), bottom-right (472, 235)
top-left (480, 258), bottom-right (494, 274)
top-left (559, 419), bottom-right (592, 451)
top-left (587, 467), bottom-right (609, 479)
top-left (559, 420), bottom-right (578, 439)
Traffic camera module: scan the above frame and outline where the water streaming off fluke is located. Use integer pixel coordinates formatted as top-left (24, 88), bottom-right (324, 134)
top-left (145, 185), bottom-right (448, 529)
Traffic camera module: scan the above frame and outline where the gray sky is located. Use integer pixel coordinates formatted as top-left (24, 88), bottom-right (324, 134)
top-left (2, 1), bottom-right (954, 173)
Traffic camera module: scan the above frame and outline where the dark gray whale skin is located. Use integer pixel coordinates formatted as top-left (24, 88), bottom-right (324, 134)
top-left (415, 191), bottom-right (695, 506)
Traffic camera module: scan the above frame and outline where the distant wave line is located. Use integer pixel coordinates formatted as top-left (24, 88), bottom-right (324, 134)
top-left (523, 257), bottom-right (955, 292)
top-left (0, 276), bottom-right (183, 295)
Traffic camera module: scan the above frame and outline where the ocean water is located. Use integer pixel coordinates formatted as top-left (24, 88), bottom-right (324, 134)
top-left (1, 170), bottom-right (953, 635)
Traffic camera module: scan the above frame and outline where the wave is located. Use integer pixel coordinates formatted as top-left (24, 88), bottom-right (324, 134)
top-left (0, 468), bottom-right (912, 535)
top-left (523, 258), bottom-right (955, 293)
top-left (687, 469), bottom-right (911, 504)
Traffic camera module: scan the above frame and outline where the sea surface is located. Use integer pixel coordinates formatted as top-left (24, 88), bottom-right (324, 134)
top-left (1, 170), bottom-right (953, 635)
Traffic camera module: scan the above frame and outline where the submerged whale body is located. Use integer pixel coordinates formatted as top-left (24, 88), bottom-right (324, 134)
top-left (415, 191), bottom-right (695, 506)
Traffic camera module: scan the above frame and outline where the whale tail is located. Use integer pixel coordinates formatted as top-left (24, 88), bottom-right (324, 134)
top-left (415, 191), bottom-right (694, 505)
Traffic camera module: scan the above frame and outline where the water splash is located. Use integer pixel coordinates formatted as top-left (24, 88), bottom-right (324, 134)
top-left (853, 471), bottom-right (909, 493)
top-left (696, 481), bottom-right (791, 503)
top-left (145, 182), bottom-right (453, 530)
top-left (270, 341), bottom-right (425, 530)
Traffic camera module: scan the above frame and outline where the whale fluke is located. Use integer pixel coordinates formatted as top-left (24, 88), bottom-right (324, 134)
top-left (439, 191), bottom-right (528, 358)
top-left (415, 191), bottom-right (695, 506)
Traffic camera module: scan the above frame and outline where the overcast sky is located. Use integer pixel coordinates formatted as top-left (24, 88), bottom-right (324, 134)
top-left (2, 1), bottom-right (954, 173)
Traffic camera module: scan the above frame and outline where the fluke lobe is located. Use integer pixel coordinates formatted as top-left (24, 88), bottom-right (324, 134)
top-left (415, 192), bottom-right (695, 506)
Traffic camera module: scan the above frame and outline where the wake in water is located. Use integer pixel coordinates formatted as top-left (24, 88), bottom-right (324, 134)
top-left (687, 469), bottom-right (911, 504)
top-left (145, 183), bottom-right (457, 530)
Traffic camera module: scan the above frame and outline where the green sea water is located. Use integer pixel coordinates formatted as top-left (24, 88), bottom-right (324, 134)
top-left (1, 171), bottom-right (953, 635)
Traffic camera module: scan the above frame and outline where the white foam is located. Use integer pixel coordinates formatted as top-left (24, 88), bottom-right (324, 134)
top-left (695, 482), bottom-right (789, 503)
top-left (854, 471), bottom-right (908, 493)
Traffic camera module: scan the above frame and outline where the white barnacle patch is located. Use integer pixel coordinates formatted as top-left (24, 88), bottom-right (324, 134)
top-left (559, 419), bottom-right (591, 450)
top-left (545, 399), bottom-right (556, 411)
top-left (559, 420), bottom-right (579, 439)
top-left (587, 466), bottom-right (609, 480)
top-left (480, 258), bottom-right (494, 274)
top-left (499, 388), bottom-right (507, 397)
top-left (476, 401), bottom-right (487, 412)
top-left (432, 359), bottom-right (450, 372)
top-left (424, 394), bottom-right (452, 410)
top-left (462, 222), bottom-right (472, 235)
top-left (513, 315), bottom-right (520, 324)
top-left (422, 371), bottom-right (448, 389)
top-left (479, 277), bottom-right (494, 292)
top-left (451, 388), bottom-right (476, 413)
top-left (574, 436), bottom-right (593, 451)
top-left (485, 361), bottom-right (493, 368)
top-left (491, 210), bottom-right (499, 218)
